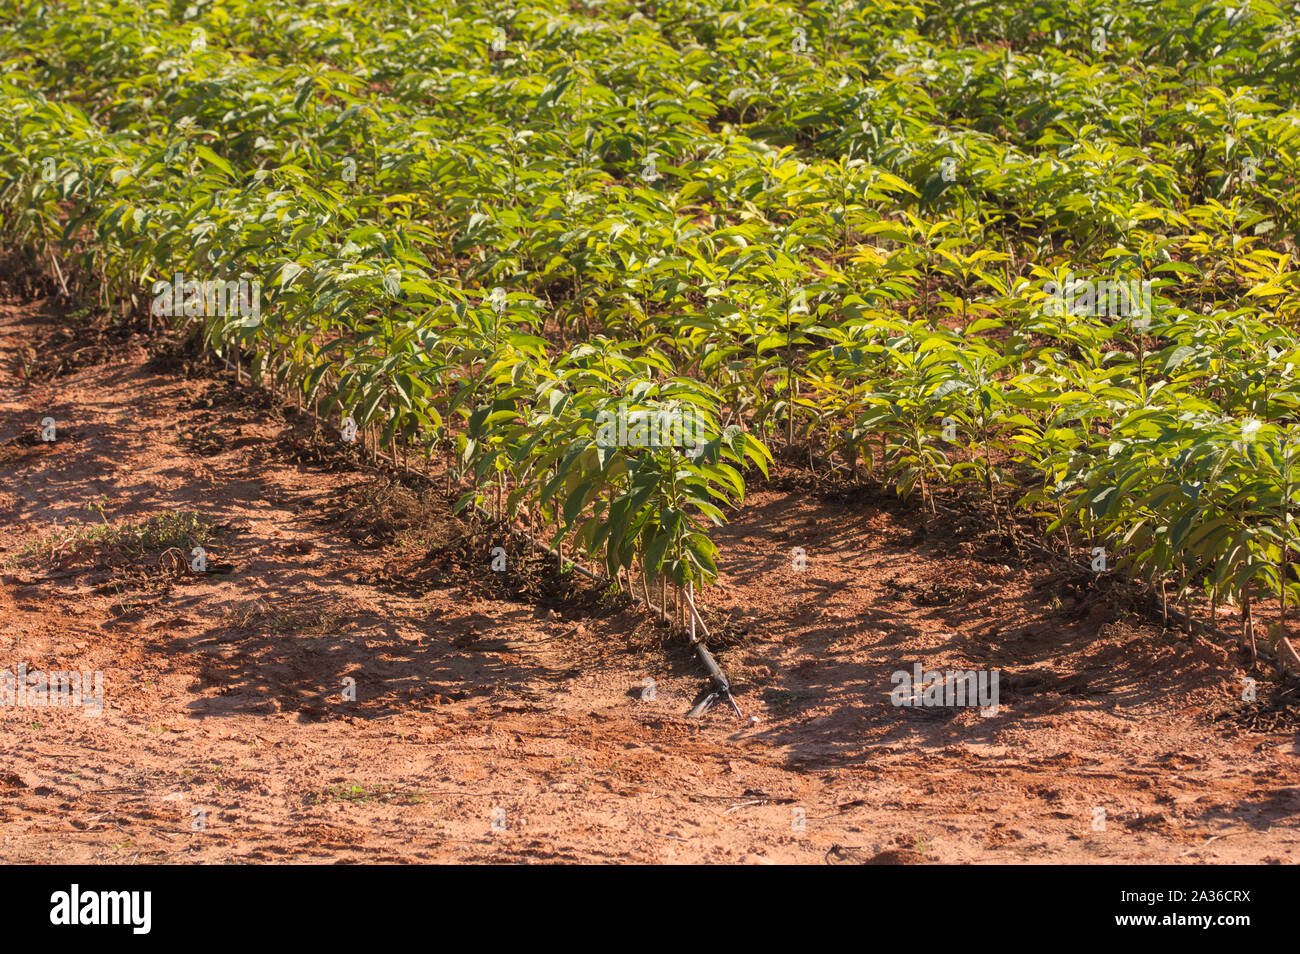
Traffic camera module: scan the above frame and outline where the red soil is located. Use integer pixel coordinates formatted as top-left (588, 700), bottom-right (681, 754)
top-left (1, 298), bottom-right (1296, 863)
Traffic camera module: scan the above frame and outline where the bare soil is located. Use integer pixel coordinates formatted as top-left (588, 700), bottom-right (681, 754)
top-left (1, 297), bottom-right (1297, 864)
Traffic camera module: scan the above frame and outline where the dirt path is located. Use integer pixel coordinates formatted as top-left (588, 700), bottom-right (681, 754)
top-left (1, 297), bottom-right (1296, 864)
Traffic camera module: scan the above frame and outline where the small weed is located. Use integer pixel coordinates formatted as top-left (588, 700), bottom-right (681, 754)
top-left (762, 687), bottom-right (817, 705)
top-left (9, 511), bottom-right (221, 570)
top-left (307, 783), bottom-right (427, 806)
